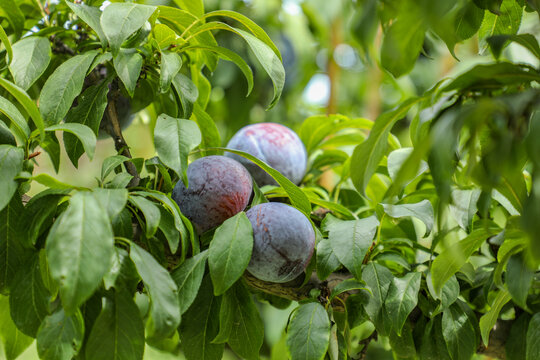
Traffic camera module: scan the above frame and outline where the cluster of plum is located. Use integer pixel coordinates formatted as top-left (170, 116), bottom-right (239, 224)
top-left (172, 123), bottom-right (315, 283)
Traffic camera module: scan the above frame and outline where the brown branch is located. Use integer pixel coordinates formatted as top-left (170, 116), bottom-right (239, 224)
top-left (105, 84), bottom-right (140, 187)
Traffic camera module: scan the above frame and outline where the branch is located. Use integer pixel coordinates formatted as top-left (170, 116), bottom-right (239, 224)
top-left (105, 83), bottom-right (140, 187)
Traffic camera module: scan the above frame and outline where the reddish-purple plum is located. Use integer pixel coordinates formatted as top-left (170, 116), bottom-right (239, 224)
top-left (226, 123), bottom-right (307, 186)
top-left (172, 156), bottom-right (252, 233)
top-left (246, 203), bottom-right (315, 283)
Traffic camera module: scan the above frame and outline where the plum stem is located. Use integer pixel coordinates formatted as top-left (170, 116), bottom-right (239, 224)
top-left (105, 81), bottom-right (140, 187)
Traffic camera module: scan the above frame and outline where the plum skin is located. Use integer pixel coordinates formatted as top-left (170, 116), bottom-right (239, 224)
top-left (172, 156), bottom-right (253, 234)
top-left (246, 203), bottom-right (315, 283)
top-left (225, 123), bottom-right (307, 186)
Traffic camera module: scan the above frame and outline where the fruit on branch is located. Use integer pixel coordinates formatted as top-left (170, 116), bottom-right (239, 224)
top-left (246, 202), bottom-right (315, 283)
top-left (226, 123), bottom-right (307, 186)
top-left (172, 156), bottom-right (253, 234)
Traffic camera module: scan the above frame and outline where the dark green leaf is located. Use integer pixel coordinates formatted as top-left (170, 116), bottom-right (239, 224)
top-left (39, 51), bottom-right (98, 126)
top-left (0, 120), bottom-right (15, 146)
top-left (478, 0), bottom-right (524, 51)
top-left (113, 48), bottom-right (142, 97)
top-left (0, 296), bottom-right (33, 360)
top-left (323, 214), bottom-right (379, 279)
top-left (158, 206), bottom-right (180, 253)
top-left (0, 195), bottom-right (26, 293)
top-left (100, 3), bottom-right (156, 54)
top-left (487, 33), bottom-right (540, 59)
top-left (171, 250), bottom-right (208, 315)
top-left (386, 272), bottom-right (421, 335)
top-left (442, 303), bottom-right (476, 360)
top-left (0, 95), bottom-right (30, 143)
top-left (130, 243), bottom-right (180, 339)
top-left (507, 252), bottom-right (533, 309)
top-left (506, 313), bottom-right (530, 360)
top-left (101, 155), bottom-right (130, 181)
top-left (45, 191), bottom-right (114, 313)
top-left (213, 282), bottom-right (264, 360)
top-left (0, 24), bottom-right (12, 65)
top-left (180, 275), bottom-right (224, 360)
top-left (36, 308), bottom-right (84, 360)
top-left (46, 123), bottom-right (96, 161)
top-left (209, 212), bottom-right (253, 295)
top-left (85, 291), bottom-right (144, 360)
top-left (159, 50), bottom-right (182, 93)
top-left (171, 73), bottom-right (198, 119)
top-left (526, 313), bottom-right (540, 360)
top-left (192, 105), bottom-right (221, 156)
top-left (9, 37), bottom-right (51, 90)
top-left (0, 145), bottom-right (23, 212)
top-left (93, 188), bottom-right (128, 219)
top-left (0, 0), bottom-right (24, 36)
top-left (329, 278), bottom-right (366, 300)
top-left (362, 262), bottom-right (393, 336)
top-left (479, 289), bottom-right (512, 345)
top-left (316, 237), bottom-right (341, 281)
top-left (10, 255), bottom-right (50, 337)
top-left (419, 316), bottom-right (452, 360)
top-left (20, 190), bottom-right (67, 247)
top-left (64, 79), bottom-right (110, 167)
top-left (286, 302), bottom-right (330, 360)
top-left (389, 322), bottom-right (416, 359)
top-left (129, 195), bottom-right (160, 238)
top-left (154, 114), bottom-right (201, 186)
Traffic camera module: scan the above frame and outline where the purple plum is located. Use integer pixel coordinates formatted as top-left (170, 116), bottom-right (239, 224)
top-left (172, 156), bottom-right (253, 233)
top-left (246, 203), bottom-right (315, 283)
top-left (226, 123), bottom-right (307, 186)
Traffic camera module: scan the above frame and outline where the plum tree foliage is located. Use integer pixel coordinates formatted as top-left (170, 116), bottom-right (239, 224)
top-left (0, 0), bottom-right (538, 360)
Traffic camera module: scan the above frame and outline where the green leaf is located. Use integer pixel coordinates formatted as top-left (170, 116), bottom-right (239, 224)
top-left (478, 0), bottom-right (524, 51)
top-left (36, 308), bottom-right (84, 360)
top-left (26, 173), bottom-right (85, 190)
top-left (380, 16), bottom-right (425, 77)
top-left (455, 1), bottom-right (486, 42)
top-left (129, 243), bottom-right (180, 339)
top-left (0, 77), bottom-right (45, 141)
top-left (387, 147), bottom-right (428, 184)
top-left (101, 155), bottom-right (130, 181)
top-left (316, 237), bottom-right (341, 281)
top-left (389, 322), bottom-right (416, 359)
top-left (0, 0), bottom-right (24, 37)
top-left (93, 188), bottom-right (128, 219)
top-left (184, 44), bottom-right (254, 96)
top-left (46, 123), bottom-right (97, 161)
top-left (159, 50), bottom-right (183, 93)
top-left (0, 145), bottom-right (23, 212)
top-left (419, 316), bottom-right (452, 360)
top-left (64, 79), bottom-right (110, 167)
top-left (442, 303), bottom-right (476, 360)
top-left (213, 282), bottom-right (264, 360)
top-left (66, 2), bottom-right (107, 47)
top-left (85, 291), bottom-right (145, 360)
top-left (202, 10), bottom-right (282, 61)
top-left (0, 296), bottom-right (33, 360)
top-left (0, 95), bottom-right (30, 143)
top-left (431, 227), bottom-right (498, 295)
top-left (45, 191), bottom-right (114, 313)
top-left (323, 214), bottom-right (379, 279)
top-left (103, 247), bottom-right (139, 292)
top-left (385, 272), bottom-right (421, 336)
top-left (506, 252), bottom-right (533, 309)
top-left (286, 302), bottom-right (330, 360)
top-left (526, 313), bottom-right (540, 360)
top-left (9, 37), bottom-right (51, 90)
top-left (153, 23), bottom-right (177, 49)
top-left (381, 200), bottom-right (434, 235)
top-left (100, 3), bottom-right (156, 55)
top-left (449, 189), bottom-right (481, 231)
top-left (506, 313), bottom-right (529, 360)
top-left (179, 275), bottom-right (224, 360)
top-left (0, 196), bottom-right (27, 293)
top-left (39, 51), bottom-right (98, 126)
top-left (171, 73), bottom-right (198, 118)
top-left (329, 278), bottom-right (367, 300)
top-left (209, 212), bottom-right (253, 295)
top-left (9, 255), bottom-right (50, 337)
top-left (154, 114), bottom-right (201, 186)
top-left (192, 104), bottom-right (222, 156)
top-left (474, 0), bottom-right (503, 13)
top-left (479, 289), bottom-right (512, 346)
top-left (487, 33), bottom-right (540, 59)
top-left (171, 250), bottom-right (208, 315)
top-left (0, 120), bottom-right (15, 146)
top-left (0, 25), bottom-right (13, 65)
top-left (173, 0), bottom-right (204, 17)
top-left (443, 63), bottom-right (540, 92)
top-left (158, 206), bottom-right (180, 253)
top-left (351, 97), bottom-right (421, 195)
top-left (113, 48), bottom-right (142, 97)
top-left (362, 262), bottom-right (393, 336)
top-left (220, 147), bottom-right (311, 217)
top-left (128, 195), bottom-right (161, 238)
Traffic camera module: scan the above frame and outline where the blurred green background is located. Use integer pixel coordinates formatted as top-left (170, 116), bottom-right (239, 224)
top-left (19, 0), bottom-right (539, 359)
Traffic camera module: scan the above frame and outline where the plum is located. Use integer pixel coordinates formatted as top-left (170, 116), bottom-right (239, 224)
top-left (226, 123), bottom-right (307, 186)
top-left (172, 156), bottom-right (253, 234)
top-left (246, 203), bottom-right (315, 283)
